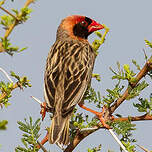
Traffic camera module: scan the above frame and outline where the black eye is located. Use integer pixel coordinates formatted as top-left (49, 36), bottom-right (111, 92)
top-left (80, 21), bottom-right (87, 26)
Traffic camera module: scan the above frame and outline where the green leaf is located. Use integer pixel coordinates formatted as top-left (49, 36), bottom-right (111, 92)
top-left (0, 0), bottom-right (5, 6)
top-left (127, 81), bottom-right (149, 100)
top-left (16, 117), bottom-right (41, 151)
top-left (145, 39), bottom-right (152, 48)
top-left (133, 97), bottom-right (152, 114)
top-left (132, 59), bottom-right (141, 71)
top-left (0, 120), bottom-right (8, 130)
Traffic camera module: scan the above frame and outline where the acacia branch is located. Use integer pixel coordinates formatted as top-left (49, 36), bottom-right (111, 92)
top-left (0, 82), bottom-right (19, 102)
top-left (109, 56), bottom-right (152, 114)
top-left (64, 56), bottom-right (152, 152)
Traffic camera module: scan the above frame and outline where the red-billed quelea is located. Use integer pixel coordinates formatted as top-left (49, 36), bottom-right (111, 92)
top-left (44, 15), bottom-right (104, 145)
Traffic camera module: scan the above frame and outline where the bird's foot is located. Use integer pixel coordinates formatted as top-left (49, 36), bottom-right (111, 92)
top-left (40, 102), bottom-right (49, 121)
top-left (79, 104), bottom-right (110, 129)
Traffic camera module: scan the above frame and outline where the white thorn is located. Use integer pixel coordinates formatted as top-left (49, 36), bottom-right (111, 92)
top-left (0, 67), bottom-right (13, 83)
top-left (109, 129), bottom-right (128, 152)
top-left (31, 96), bottom-right (42, 105)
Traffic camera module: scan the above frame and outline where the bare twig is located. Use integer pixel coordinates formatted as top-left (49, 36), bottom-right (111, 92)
top-left (109, 129), bottom-right (128, 152)
top-left (137, 144), bottom-right (150, 152)
top-left (114, 114), bottom-right (152, 122)
top-left (24, 0), bottom-right (35, 8)
top-left (0, 6), bottom-right (18, 20)
top-left (0, 67), bottom-right (13, 83)
top-left (37, 141), bottom-right (48, 152)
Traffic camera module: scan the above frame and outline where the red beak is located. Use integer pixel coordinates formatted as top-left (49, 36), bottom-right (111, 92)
top-left (88, 20), bottom-right (104, 33)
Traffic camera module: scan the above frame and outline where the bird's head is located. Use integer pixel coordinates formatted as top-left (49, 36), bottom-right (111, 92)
top-left (57, 15), bottom-right (104, 41)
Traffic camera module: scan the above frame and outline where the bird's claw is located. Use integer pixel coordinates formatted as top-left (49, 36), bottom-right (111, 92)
top-left (40, 102), bottom-right (48, 121)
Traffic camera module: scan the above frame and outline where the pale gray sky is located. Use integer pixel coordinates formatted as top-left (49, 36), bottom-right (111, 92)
top-left (0, 0), bottom-right (152, 151)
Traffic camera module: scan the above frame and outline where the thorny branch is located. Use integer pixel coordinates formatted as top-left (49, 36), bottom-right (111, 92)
top-left (63, 56), bottom-right (152, 152)
top-left (109, 58), bottom-right (152, 113)
top-left (0, 0), bottom-right (34, 53)
top-left (37, 141), bottom-right (48, 152)
top-left (0, 82), bottom-right (19, 102)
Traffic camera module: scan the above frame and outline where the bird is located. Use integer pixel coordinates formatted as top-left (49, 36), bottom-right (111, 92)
top-left (43, 15), bottom-right (104, 146)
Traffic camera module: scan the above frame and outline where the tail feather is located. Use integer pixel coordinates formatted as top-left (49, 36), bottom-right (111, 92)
top-left (49, 115), bottom-right (70, 145)
top-left (58, 120), bottom-right (69, 145)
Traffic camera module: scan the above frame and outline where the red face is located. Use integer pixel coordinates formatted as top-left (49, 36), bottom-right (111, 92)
top-left (73, 15), bottom-right (104, 39)
top-left (61, 15), bottom-right (104, 39)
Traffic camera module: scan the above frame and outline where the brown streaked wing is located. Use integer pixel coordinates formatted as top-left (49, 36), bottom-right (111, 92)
top-left (62, 43), bottom-right (95, 116)
top-left (44, 40), bottom-right (66, 108)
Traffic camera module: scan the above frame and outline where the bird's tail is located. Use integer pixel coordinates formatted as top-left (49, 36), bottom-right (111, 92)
top-left (49, 115), bottom-right (70, 145)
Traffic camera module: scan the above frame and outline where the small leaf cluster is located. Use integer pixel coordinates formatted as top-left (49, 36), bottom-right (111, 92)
top-left (0, 120), bottom-right (8, 130)
top-left (71, 110), bottom-right (98, 130)
top-left (1, 37), bottom-right (27, 56)
top-left (15, 117), bottom-right (41, 152)
top-left (92, 73), bottom-right (101, 81)
top-left (111, 120), bottom-right (136, 144)
top-left (11, 71), bottom-right (32, 88)
top-left (70, 107), bottom-right (98, 139)
top-left (92, 31), bottom-right (104, 54)
top-left (145, 39), bottom-right (152, 48)
top-left (0, 0), bottom-right (5, 6)
top-left (87, 144), bottom-right (102, 152)
top-left (92, 24), bottom-right (109, 55)
top-left (0, 15), bottom-right (14, 29)
top-left (70, 87), bottom-right (102, 139)
top-left (0, 71), bottom-right (31, 107)
top-left (0, 81), bottom-right (13, 107)
top-left (133, 97), bottom-right (152, 114)
top-left (84, 86), bottom-right (103, 108)
top-left (122, 141), bottom-right (136, 152)
top-left (12, 7), bottom-right (32, 22)
top-left (103, 82), bottom-right (124, 106)
top-left (132, 60), bottom-right (141, 71)
top-left (110, 61), bottom-right (149, 101)
top-left (110, 62), bottom-right (136, 83)
top-left (127, 81), bottom-right (148, 100)
top-left (0, 7), bottom-right (32, 29)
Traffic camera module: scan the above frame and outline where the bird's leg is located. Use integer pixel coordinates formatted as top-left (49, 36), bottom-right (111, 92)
top-left (40, 102), bottom-right (49, 121)
top-left (78, 103), bottom-right (110, 129)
